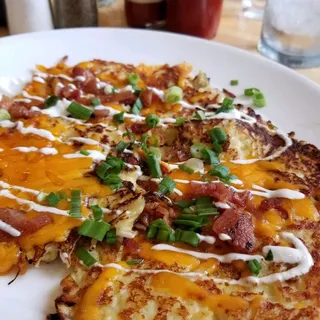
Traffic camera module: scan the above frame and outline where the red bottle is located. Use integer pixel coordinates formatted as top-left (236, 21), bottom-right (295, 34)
top-left (125, 0), bottom-right (166, 28)
top-left (166, 0), bottom-right (223, 39)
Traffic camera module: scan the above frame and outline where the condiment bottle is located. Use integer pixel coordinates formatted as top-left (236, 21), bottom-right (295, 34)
top-left (166, 0), bottom-right (223, 39)
top-left (125, 0), bottom-right (166, 28)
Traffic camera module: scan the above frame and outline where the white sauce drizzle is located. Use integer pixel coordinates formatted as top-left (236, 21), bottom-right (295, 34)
top-left (0, 220), bottom-right (21, 237)
top-left (68, 137), bottom-right (100, 145)
top-left (74, 76), bottom-right (86, 82)
top-left (16, 121), bottom-right (55, 141)
top-left (14, 98), bottom-right (32, 103)
top-left (0, 180), bottom-right (40, 195)
top-left (0, 148), bottom-right (3, 152)
top-left (197, 234), bottom-right (216, 244)
top-left (219, 233), bottom-right (232, 241)
top-left (22, 91), bottom-right (45, 102)
top-left (12, 146), bottom-right (58, 155)
top-left (0, 189), bottom-right (73, 217)
top-left (33, 76), bottom-right (46, 84)
top-left (214, 202), bottom-right (231, 209)
top-left (0, 120), bottom-right (16, 128)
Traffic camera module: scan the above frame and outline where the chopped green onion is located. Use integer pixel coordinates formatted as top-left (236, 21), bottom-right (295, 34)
top-left (208, 127), bottom-right (228, 144)
top-left (91, 205), bottom-right (103, 221)
top-left (158, 176), bottom-right (175, 195)
top-left (96, 157), bottom-right (124, 179)
top-left (175, 117), bottom-right (185, 126)
top-left (156, 229), bottom-right (171, 242)
top-left (141, 134), bottom-right (158, 153)
top-left (132, 97), bottom-right (143, 115)
top-left (146, 219), bottom-right (175, 242)
top-left (113, 111), bottom-right (124, 124)
top-left (197, 208), bottom-right (218, 216)
top-left (215, 98), bottom-right (234, 114)
top-left (106, 229), bottom-right (117, 244)
top-left (177, 214), bottom-right (202, 221)
top-left (122, 132), bottom-right (136, 142)
top-left (44, 95), bottom-right (60, 108)
top-left (174, 220), bottom-right (202, 228)
top-left (149, 147), bottom-right (162, 160)
top-left (78, 220), bottom-right (110, 241)
top-left (67, 102), bottom-right (93, 121)
top-left (244, 88), bottom-right (260, 97)
top-left (212, 141), bottom-right (223, 154)
top-left (190, 143), bottom-right (206, 159)
top-left (253, 92), bottom-right (266, 108)
top-left (201, 148), bottom-right (219, 165)
top-left (56, 191), bottom-right (67, 201)
top-left (230, 80), bottom-right (238, 86)
top-left (181, 207), bottom-right (197, 214)
top-left (0, 109), bottom-right (11, 121)
top-left (178, 164), bottom-right (195, 174)
top-left (45, 192), bottom-right (61, 206)
top-left (103, 174), bottom-right (123, 190)
top-left (194, 110), bottom-right (206, 120)
top-left (195, 196), bottom-right (212, 208)
top-left (247, 259), bottom-right (262, 276)
top-left (91, 98), bottom-right (100, 107)
top-left (175, 229), bottom-right (200, 247)
top-left (69, 190), bottom-right (82, 218)
top-left (36, 191), bottom-right (47, 202)
top-left (265, 250), bottom-right (273, 261)
top-left (128, 73), bottom-right (140, 85)
top-left (208, 165), bottom-right (230, 179)
top-left (145, 114), bottom-right (160, 128)
top-left (146, 152), bottom-right (162, 178)
top-left (75, 247), bottom-right (97, 267)
top-left (146, 225), bottom-right (158, 239)
top-left (115, 141), bottom-right (129, 152)
top-left (80, 150), bottom-right (90, 156)
top-left (174, 199), bottom-right (195, 209)
top-left (126, 258), bottom-right (143, 265)
top-left (165, 86), bottom-right (183, 104)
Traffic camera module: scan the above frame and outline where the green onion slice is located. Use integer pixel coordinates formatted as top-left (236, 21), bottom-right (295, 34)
top-left (115, 141), bottom-right (129, 152)
top-left (113, 111), bottom-right (124, 124)
top-left (265, 250), bottom-right (274, 261)
top-left (175, 229), bottom-right (200, 247)
top-left (45, 192), bottom-right (61, 206)
top-left (175, 117), bottom-right (185, 126)
top-left (178, 164), bottom-right (195, 174)
top-left (253, 92), bottom-right (266, 108)
top-left (165, 86), bottom-right (183, 104)
top-left (44, 95), bottom-right (60, 108)
top-left (91, 204), bottom-right (103, 221)
top-left (146, 152), bottom-right (162, 178)
top-left (208, 165), bottom-right (230, 179)
top-left (126, 258), bottom-right (144, 265)
top-left (78, 220), bottom-right (110, 241)
top-left (132, 97), bottom-right (143, 115)
top-left (244, 88), bottom-right (260, 97)
top-left (106, 228), bottom-right (117, 244)
top-left (145, 114), bottom-right (160, 128)
top-left (75, 247), bottom-right (97, 267)
top-left (103, 174), bottom-right (123, 190)
top-left (230, 80), bottom-right (238, 86)
top-left (0, 109), bottom-right (11, 121)
top-left (122, 131), bottom-right (136, 142)
top-left (158, 176), bottom-right (175, 195)
top-left (201, 148), bottom-right (219, 165)
top-left (67, 102), bottom-right (93, 121)
top-left (215, 98), bottom-right (234, 114)
top-left (69, 190), bottom-right (82, 218)
top-left (128, 73), bottom-right (140, 85)
top-left (80, 149), bottom-right (90, 156)
top-left (194, 110), bottom-right (206, 120)
top-left (174, 199), bottom-right (195, 209)
top-left (208, 127), bottom-right (228, 144)
top-left (190, 143), bottom-right (207, 159)
top-left (247, 259), bottom-right (262, 276)
top-left (91, 98), bottom-right (101, 107)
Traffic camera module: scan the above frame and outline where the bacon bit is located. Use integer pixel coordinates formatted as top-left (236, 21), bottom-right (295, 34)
top-left (259, 198), bottom-right (289, 219)
top-left (212, 208), bottom-right (256, 253)
top-left (140, 89), bottom-right (162, 108)
top-left (0, 95), bottom-right (13, 110)
top-left (110, 91), bottom-right (137, 105)
top-left (123, 238), bottom-right (141, 255)
top-left (94, 108), bottom-right (110, 120)
top-left (9, 102), bottom-right (39, 119)
top-left (223, 88), bottom-right (236, 99)
top-left (0, 208), bottom-right (52, 242)
top-left (121, 153), bottom-right (140, 166)
top-left (60, 86), bottom-right (81, 101)
top-left (130, 123), bottom-right (149, 134)
top-left (72, 66), bottom-right (98, 94)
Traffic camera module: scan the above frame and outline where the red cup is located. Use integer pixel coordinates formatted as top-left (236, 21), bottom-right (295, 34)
top-left (166, 0), bottom-right (223, 39)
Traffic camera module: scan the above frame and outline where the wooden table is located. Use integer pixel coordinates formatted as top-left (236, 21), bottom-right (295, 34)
top-left (1, 0), bottom-right (319, 85)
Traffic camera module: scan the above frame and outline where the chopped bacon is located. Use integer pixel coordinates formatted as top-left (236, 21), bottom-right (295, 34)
top-left (60, 86), bottom-right (81, 101)
top-left (186, 182), bottom-right (251, 208)
top-left (130, 123), bottom-right (149, 134)
top-left (72, 66), bottom-right (98, 94)
top-left (94, 108), bottom-right (110, 120)
top-left (137, 194), bottom-right (178, 227)
top-left (110, 91), bottom-right (137, 105)
top-left (0, 95), bottom-right (12, 110)
top-left (212, 208), bottom-right (256, 253)
top-left (259, 198), bottom-right (288, 219)
top-left (121, 153), bottom-right (141, 166)
top-left (0, 208), bottom-right (52, 242)
top-left (9, 102), bottom-right (39, 119)
top-left (140, 89), bottom-right (162, 108)
top-left (222, 88), bottom-right (236, 99)
top-left (123, 238), bottom-right (141, 255)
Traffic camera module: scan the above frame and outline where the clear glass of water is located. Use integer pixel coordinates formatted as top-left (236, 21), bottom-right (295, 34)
top-left (242, 0), bottom-right (265, 20)
top-left (258, 0), bottom-right (320, 68)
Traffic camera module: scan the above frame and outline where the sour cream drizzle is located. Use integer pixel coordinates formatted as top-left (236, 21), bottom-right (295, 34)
top-left (12, 146), bottom-right (58, 155)
top-left (197, 234), bottom-right (216, 244)
top-left (0, 220), bottom-right (21, 237)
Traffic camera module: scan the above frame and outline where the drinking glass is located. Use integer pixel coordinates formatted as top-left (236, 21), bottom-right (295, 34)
top-left (242, 0), bottom-right (265, 20)
top-left (258, 0), bottom-right (320, 68)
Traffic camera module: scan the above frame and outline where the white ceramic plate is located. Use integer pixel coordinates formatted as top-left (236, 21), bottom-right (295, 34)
top-left (0, 28), bottom-right (319, 319)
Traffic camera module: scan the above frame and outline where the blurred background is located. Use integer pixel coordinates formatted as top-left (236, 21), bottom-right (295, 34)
top-left (0, 0), bottom-right (319, 82)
